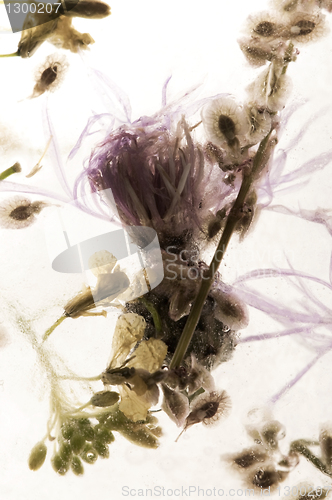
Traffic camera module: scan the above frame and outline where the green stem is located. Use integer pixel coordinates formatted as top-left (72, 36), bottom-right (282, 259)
top-left (290, 440), bottom-right (332, 478)
top-left (170, 132), bottom-right (273, 369)
top-left (0, 163), bottom-right (21, 180)
top-left (0, 51), bottom-right (19, 58)
top-left (43, 315), bottom-right (66, 341)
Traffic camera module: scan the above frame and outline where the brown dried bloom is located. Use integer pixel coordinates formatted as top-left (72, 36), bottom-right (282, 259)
top-left (31, 53), bottom-right (68, 98)
top-left (18, 0), bottom-right (110, 58)
top-left (0, 196), bottom-right (48, 229)
top-left (176, 391), bottom-right (231, 440)
top-left (282, 10), bottom-right (328, 43)
top-left (246, 11), bottom-right (285, 38)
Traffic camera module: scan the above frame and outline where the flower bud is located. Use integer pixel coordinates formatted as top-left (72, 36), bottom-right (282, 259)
top-left (93, 440), bottom-right (109, 458)
top-left (90, 390), bottom-right (120, 407)
top-left (28, 441), bottom-right (47, 471)
top-left (70, 433), bottom-right (86, 454)
top-left (51, 453), bottom-right (69, 475)
top-left (71, 456), bottom-right (84, 476)
top-left (80, 444), bottom-right (98, 464)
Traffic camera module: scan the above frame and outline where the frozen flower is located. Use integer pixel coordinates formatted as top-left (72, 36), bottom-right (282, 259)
top-left (101, 314), bottom-right (167, 421)
top-left (30, 53), bottom-right (68, 99)
top-left (248, 464), bottom-right (288, 490)
top-left (245, 106), bottom-right (272, 145)
top-left (127, 252), bottom-right (247, 369)
top-left (238, 35), bottom-right (295, 67)
top-left (246, 60), bottom-right (292, 113)
top-left (0, 195), bottom-right (48, 229)
top-left (245, 408), bottom-right (286, 451)
top-left (225, 410), bottom-right (293, 492)
top-left (282, 10), bottom-right (328, 42)
top-left (18, 13), bottom-right (99, 57)
top-left (161, 384), bottom-right (190, 426)
top-left (272, 0), bottom-right (320, 13)
top-left (201, 96), bottom-right (250, 161)
top-left (164, 354), bottom-right (216, 395)
top-left (176, 390), bottom-right (231, 440)
top-left (246, 11), bottom-right (285, 38)
top-left (63, 271), bottom-right (130, 319)
top-left (84, 117), bottom-right (228, 249)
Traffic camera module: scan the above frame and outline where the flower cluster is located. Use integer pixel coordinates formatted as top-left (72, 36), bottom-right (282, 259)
top-left (0, 0), bottom-right (331, 483)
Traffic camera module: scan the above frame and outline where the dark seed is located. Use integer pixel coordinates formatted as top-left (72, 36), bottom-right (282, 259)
top-left (218, 115), bottom-right (236, 141)
top-left (295, 20), bottom-right (315, 36)
top-left (10, 205), bottom-right (32, 221)
top-left (40, 66), bottom-right (58, 87)
top-left (254, 21), bottom-right (276, 37)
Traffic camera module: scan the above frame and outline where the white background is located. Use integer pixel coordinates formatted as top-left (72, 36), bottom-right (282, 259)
top-left (1, 0), bottom-right (332, 498)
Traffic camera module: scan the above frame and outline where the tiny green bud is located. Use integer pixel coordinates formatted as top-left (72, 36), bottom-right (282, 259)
top-left (59, 441), bottom-right (72, 462)
top-left (52, 454), bottom-right (69, 475)
top-left (71, 456), bottom-right (84, 476)
top-left (28, 441), bottom-right (47, 471)
top-left (93, 440), bottom-right (109, 459)
top-left (90, 391), bottom-right (120, 408)
top-left (94, 425), bottom-right (115, 444)
top-left (81, 424), bottom-right (95, 441)
top-left (61, 422), bottom-right (76, 440)
top-left (80, 444), bottom-right (98, 464)
top-left (70, 433), bottom-right (86, 454)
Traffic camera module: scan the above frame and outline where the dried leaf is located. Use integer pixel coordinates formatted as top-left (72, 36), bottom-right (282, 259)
top-left (127, 338), bottom-right (167, 372)
top-left (88, 250), bottom-right (117, 276)
top-left (109, 314), bottom-right (146, 368)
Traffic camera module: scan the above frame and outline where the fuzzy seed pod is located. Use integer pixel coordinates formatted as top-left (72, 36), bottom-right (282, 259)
top-left (28, 442), bottom-right (47, 471)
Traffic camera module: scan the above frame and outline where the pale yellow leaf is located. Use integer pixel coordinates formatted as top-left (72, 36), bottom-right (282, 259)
top-left (127, 338), bottom-right (167, 372)
top-left (88, 250), bottom-right (117, 276)
top-left (110, 313), bottom-right (146, 368)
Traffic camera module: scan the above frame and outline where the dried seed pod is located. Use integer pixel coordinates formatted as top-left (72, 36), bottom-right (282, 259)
top-left (282, 10), bottom-right (328, 43)
top-left (28, 442), bottom-right (47, 471)
top-left (0, 196), bottom-right (48, 229)
top-left (176, 391), bottom-right (231, 440)
top-left (31, 53), bottom-right (68, 98)
top-left (90, 391), bottom-right (120, 407)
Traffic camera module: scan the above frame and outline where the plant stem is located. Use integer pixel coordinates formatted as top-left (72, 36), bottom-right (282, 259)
top-left (0, 163), bottom-right (21, 180)
top-left (290, 440), bottom-right (332, 478)
top-left (170, 132), bottom-right (273, 368)
top-left (43, 315), bottom-right (66, 341)
top-left (0, 51), bottom-right (19, 58)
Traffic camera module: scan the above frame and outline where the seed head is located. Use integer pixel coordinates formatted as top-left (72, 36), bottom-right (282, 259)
top-left (31, 53), bottom-right (68, 98)
top-left (0, 196), bottom-right (48, 229)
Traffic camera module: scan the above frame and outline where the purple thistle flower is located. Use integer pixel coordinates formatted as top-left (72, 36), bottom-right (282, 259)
top-left (81, 113), bottom-right (233, 249)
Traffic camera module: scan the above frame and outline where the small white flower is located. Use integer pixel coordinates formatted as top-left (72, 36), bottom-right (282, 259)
top-left (272, 0), bottom-right (319, 14)
top-left (245, 106), bottom-right (272, 145)
top-left (282, 10), bottom-right (328, 43)
top-left (202, 97), bottom-right (250, 158)
top-left (0, 196), bottom-right (48, 229)
top-left (31, 53), bottom-right (68, 98)
top-left (246, 61), bottom-right (292, 113)
top-left (245, 11), bottom-right (285, 38)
